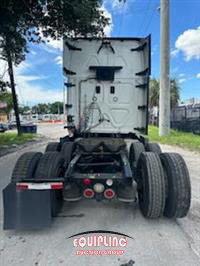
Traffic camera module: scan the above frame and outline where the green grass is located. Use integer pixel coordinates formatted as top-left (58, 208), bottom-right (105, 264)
top-left (0, 132), bottom-right (38, 147)
top-left (148, 125), bottom-right (200, 152)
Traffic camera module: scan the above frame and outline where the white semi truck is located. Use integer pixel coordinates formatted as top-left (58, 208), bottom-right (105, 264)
top-left (3, 37), bottom-right (191, 229)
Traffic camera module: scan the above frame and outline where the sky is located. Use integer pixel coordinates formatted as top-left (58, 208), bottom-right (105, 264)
top-left (1, 0), bottom-right (200, 106)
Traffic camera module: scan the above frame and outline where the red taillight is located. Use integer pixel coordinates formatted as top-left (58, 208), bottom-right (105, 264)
top-left (104, 189), bottom-right (115, 199)
top-left (83, 178), bottom-right (91, 186)
top-left (51, 183), bottom-right (64, 190)
top-left (16, 183), bottom-right (28, 190)
top-left (83, 188), bottom-right (94, 199)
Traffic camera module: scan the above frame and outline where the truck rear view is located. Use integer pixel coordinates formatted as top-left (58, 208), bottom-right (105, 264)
top-left (64, 37), bottom-right (150, 136)
top-left (3, 37), bottom-right (191, 230)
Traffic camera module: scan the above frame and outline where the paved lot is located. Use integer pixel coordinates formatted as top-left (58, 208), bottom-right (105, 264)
top-left (0, 124), bottom-right (200, 266)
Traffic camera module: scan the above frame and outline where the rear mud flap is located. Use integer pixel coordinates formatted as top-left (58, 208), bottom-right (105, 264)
top-left (3, 183), bottom-right (54, 230)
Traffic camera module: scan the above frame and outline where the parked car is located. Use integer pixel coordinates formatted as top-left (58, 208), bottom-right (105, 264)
top-left (7, 121), bottom-right (17, 129)
top-left (0, 123), bottom-right (7, 133)
top-left (8, 121), bottom-right (29, 129)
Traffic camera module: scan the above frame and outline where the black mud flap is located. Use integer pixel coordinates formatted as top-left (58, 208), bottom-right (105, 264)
top-left (3, 183), bottom-right (53, 230)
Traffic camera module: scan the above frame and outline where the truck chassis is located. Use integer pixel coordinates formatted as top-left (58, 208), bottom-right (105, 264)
top-left (3, 133), bottom-right (191, 229)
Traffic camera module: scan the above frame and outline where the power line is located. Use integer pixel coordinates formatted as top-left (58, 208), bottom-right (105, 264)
top-left (137, 0), bottom-right (152, 36)
top-left (142, 3), bottom-right (158, 35)
top-left (118, 1), bottom-right (126, 36)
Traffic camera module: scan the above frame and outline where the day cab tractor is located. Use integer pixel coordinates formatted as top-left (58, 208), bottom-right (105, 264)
top-left (3, 36), bottom-right (191, 229)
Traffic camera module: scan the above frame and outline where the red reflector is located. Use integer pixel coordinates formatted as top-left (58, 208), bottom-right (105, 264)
top-left (83, 188), bottom-right (94, 199)
top-left (83, 178), bottom-right (91, 186)
top-left (16, 182), bottom-right (63, 190)
top-left (104, 189), bottom-right (115, 199)
top-left (51, 183), bottom-right (64, 190)
top-left (16, 184), bottom-right (28, 190)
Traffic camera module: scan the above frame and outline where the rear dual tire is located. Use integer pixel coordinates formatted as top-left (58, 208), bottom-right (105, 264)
top-left (11, 152), bottom-right (42, 180)
top-left (45, 142), bottom-right (61, 152)
top-left (129, 142), bottom-right (145, 169)
top-left (146, 143), bottom-right (162, 154)
top-left (137, 152), bottom-right (166, 218)
top-left (136, 151), bottom-right (191, 219)
top-left (12, 152), bottom-right (64, 217)
top-left (35, 152), bottom-right (64, 180)
top-left (35, 152), bottom-right (65, 216)
top-left (61, 142), bottom-right (74, 165)
top-left (160, 153), bottom-right (191, 218)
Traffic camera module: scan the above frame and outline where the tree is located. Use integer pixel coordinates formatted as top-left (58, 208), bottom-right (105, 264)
top-left (0, 80), bottom-right (10, 92)
top-left (30, 102), bottom-right (63, 114)
top-left (149, 79), bottom-right (160, 108)
top-left (149, 78), bottom-right (180, 109)
top-left (18, 105), bottom-right (30, 114)
top-left (170, 78), bottom-right (180, 108)
top-left (0, 91), bottom-right (14, 118)
top-left (49, 101), bottom-right (63, 114)
top-left (32, 103), bottom-right (49, 114)
top-left (0, 0), bottom-right (110, 135)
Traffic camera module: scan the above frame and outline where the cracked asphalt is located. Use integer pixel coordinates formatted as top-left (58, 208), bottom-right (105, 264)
top-left (0, 124), bottom-right (200, 266)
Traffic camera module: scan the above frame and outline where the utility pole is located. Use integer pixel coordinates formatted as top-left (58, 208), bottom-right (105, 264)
top-left (159, 0), bottom-right (170, 136)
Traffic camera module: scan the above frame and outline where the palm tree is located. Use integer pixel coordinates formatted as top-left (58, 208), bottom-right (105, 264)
top-left (149, 78), bottom-right (180, 109)
top-left (170, 78), bottom-right (180, 108)
top-left (149, 79), bottom-right (160, 108)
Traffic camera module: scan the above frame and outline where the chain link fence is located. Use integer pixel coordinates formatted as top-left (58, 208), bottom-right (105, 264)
top-left (171, 105), bottom-right (200, 135)
top-left (149, 104), bottom-right (200, 135)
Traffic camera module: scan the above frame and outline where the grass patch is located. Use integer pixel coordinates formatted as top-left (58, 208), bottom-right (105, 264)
top-left (0, 132), bottom-right (37, 147)
top-left (148, 125), bottom-right (200, 152)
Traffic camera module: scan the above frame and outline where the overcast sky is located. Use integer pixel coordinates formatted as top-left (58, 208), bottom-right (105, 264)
top-left (1, 0), bottom-right (200, 105)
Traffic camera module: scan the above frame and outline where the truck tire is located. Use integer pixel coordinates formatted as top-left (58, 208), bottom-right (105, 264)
top-left (35, 152), bottom-right (64, 179)
top-left (60, 136), bottom-right (71, 145)
top-left (137, 152), bottom-right (166, 218)
top-left (45, 142), bottom-right (61, 152)
top-left (129, 142), bottom-right (145, 169)
top-left (11, 152), bottom-right (42, 181)
top-left (160, 153), bottom-right (191, 218)
top-left (146, 143), bottom-right (162, 154)
top-left (61, 142), bottom-right (74, 165)
top-left (35, 152), bottom-right (64, 216)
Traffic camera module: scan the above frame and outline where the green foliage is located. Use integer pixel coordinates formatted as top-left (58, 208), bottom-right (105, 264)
top-left (0, 91), bottom-right (13, 115)
top-left (149, 78), bottom-right (180, 109)
top-left (0, 0), bottom-right (109, 66)
top-left (0, 133), bottom-right (37, 147)
top-left (18, 105), bottom-right (31, 114)
top-left (170, 78), bottom-right (181, 108)
top-left (0, 80), bottom-right (10, 92)
top-left (149, 125), bottom-right (200, 153)
top-left (27, 101), bottom-right (63, 114)
top-left (32, 103), bottom-right (49, 114)
top-left (49, 101), bottom-right (63, 114)
top-left (149, 79), bottom-right (159, 108)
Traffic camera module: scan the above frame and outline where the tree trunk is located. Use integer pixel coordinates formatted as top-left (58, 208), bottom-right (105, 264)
top-left (6, 49), bottom-right (22, 136)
